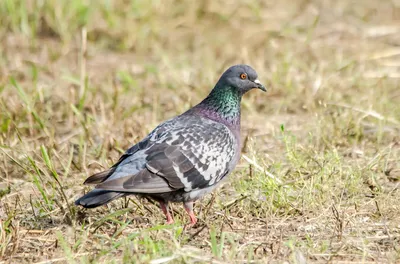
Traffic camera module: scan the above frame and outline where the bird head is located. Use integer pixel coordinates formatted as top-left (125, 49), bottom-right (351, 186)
top-left (217, 64), bottom-right (266, 94)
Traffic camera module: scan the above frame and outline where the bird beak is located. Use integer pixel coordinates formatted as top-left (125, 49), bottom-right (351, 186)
top-left (254, 79), bottom-right (266, 92)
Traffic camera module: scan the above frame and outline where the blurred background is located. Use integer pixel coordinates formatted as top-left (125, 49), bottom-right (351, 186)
top-left (0, 0), bottom-right (399, 263)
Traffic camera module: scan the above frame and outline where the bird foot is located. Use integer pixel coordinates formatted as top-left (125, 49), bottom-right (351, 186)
top-left (160, 201), bottom-right (174, 224)
top-left (184, 209), bottom-right (197, 229)
top-left (184, 220), bottom-right (198, 230)
top-left (166, 215), bottom-right (174, 225)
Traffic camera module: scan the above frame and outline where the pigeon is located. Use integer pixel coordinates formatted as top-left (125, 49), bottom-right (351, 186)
top-left (75, 64), bottom-right (266, 226)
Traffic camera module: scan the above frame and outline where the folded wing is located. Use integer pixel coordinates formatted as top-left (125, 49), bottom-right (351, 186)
top-left (94, 115), bottom-right (237, 194)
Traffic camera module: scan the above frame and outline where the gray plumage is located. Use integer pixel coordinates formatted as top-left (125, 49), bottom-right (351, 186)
top-left (75, 64), bottom-right (266, 226)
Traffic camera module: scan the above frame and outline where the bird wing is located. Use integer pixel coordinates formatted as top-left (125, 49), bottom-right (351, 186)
top-left (82, 136), bottom-right (150, 185)
top-left (95, 115), bottom-right (237, 194)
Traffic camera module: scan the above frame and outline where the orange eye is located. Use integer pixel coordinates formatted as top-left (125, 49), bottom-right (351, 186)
top-left (240, 73), bottom-right (247, 80)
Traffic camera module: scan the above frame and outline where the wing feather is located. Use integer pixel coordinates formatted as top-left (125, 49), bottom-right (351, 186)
top-left (95, 169), bottom-right (174, 193)
top-left (94, 115), bottom-right (237, 194)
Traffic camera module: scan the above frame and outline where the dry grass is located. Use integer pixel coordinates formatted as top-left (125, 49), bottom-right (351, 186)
top-left (1, 0), bottom-right (400, 263)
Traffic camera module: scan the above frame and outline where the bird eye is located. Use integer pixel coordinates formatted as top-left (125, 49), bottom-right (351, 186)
top-left (240, 73), bottom-right (247, 80)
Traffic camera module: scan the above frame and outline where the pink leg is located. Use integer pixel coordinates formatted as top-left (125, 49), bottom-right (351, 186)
top-left (184, 201), bottom-right (197, 227)
top-left (160, 201), bottom-right (174, 224)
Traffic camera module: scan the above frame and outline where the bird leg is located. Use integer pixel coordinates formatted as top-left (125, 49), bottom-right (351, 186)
top-left (183, 201), bottom-right (197, 227)
top-left (159, 201), bottom-right (174, 224)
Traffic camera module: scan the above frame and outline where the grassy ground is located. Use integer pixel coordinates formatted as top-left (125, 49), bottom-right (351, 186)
top-left (1, 0), bottom-right (400, 263)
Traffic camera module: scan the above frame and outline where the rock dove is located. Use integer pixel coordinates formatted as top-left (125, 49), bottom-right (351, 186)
top-left (75, 64), bottom-right (266, 226)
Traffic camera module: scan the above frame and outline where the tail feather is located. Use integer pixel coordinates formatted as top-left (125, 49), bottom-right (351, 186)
top-left (75, 189), bottom-right (125, 208)
top-left (83, 169), bottom-right (115, 185)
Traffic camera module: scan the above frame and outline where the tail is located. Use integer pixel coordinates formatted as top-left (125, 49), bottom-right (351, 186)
top-left (75, 189), bottom-right (125, 208)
